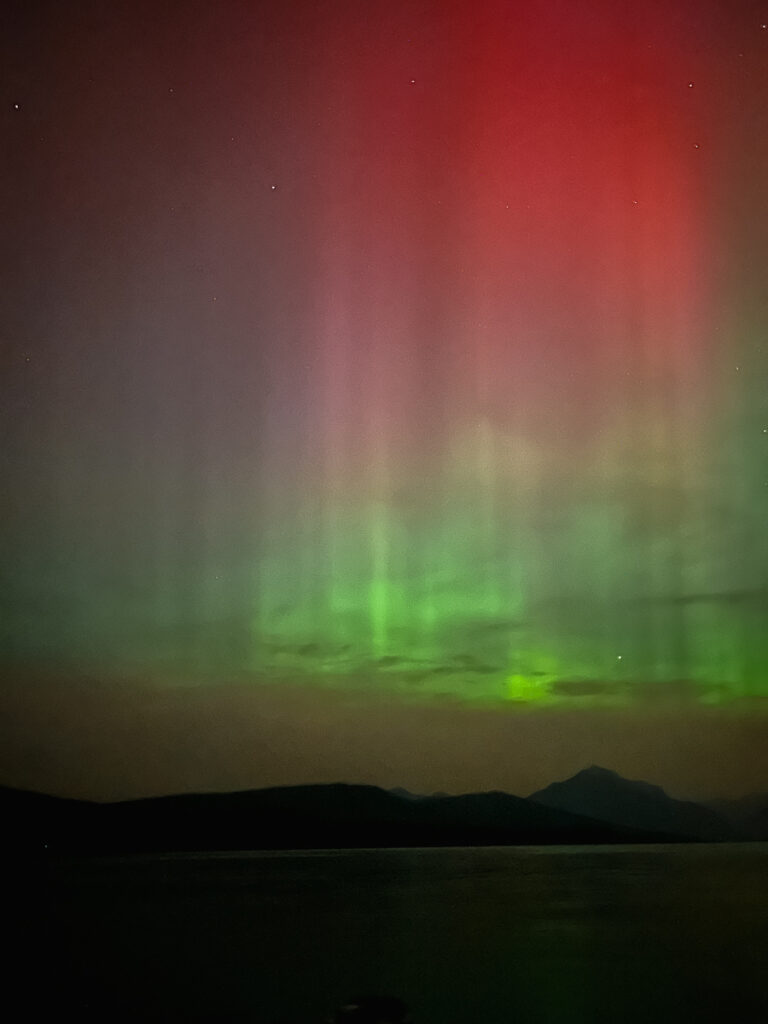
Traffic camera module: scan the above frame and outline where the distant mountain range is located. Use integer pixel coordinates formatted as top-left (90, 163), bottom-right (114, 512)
top-left (2, 767), bottom-right (765, 856)
top-left (702, 792), bottom-right (768, 840)
top-left (529, 765), bottom-right (734, 842)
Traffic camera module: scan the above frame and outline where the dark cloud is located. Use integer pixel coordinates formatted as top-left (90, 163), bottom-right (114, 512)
top-left (452, 654), bottom-right (501, 673)
top-left (264, 639), bottom-right (352, 659)
top-left (297, 642), bottom-right (322, 656)
top-left (551, 677), bottom-right (730, 705)
top-left (421, 656), bottom-right (502, 677)
top-left (452, 654), bottom-right (475, 667)
top-left (550, 679), bottom-right (623, 697)
top-left (627, 679), bottom-right (706, 703)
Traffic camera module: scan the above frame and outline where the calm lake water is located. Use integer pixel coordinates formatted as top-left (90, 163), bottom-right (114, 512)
top-left (23, 844), bottom-right (768, 1022)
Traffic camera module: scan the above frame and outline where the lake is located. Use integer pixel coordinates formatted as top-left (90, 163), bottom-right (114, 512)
top-left (20, 843), bottom-right (768, 1021)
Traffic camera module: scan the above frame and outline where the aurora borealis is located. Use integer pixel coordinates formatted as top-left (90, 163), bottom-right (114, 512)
top-left (2, 0), bottom-right (767, 799)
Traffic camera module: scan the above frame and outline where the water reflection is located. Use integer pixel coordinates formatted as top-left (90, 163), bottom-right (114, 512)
top-left (41, 844), bottom-right (768, 1022)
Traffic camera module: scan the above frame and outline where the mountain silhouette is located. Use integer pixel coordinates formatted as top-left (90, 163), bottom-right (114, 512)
top-left (703, 793), bottom-right (768, 840)
top-left (1, 779), bottom-right (685, 856)
top-left (528, 765), bottom-right (734, 841)
top-left (2, 765), bottom-right (755, 856)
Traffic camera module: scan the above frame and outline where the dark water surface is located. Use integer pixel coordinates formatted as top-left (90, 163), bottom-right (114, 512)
top-left (25, 844), bottom-right (768, 1021)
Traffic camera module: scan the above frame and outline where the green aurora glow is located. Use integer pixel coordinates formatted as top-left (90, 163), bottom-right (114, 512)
top-left (2, 0), bottom-right (767, 716)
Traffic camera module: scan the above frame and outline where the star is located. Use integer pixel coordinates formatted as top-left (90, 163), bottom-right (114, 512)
top-left (687, 82), bottom-right (694, 88)
top-left (270, 184), bottom-right (277, 190)
top-left (13, 102), bottom-right (19, 109)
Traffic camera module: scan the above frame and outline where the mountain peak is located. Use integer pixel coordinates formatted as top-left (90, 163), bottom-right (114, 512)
top-left (580, 765), bottom-right (619, 779)
top-left (529, 766), bottom-right (732, 840)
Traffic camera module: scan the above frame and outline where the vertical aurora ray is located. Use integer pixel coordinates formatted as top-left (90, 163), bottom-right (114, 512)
top-left (239, 1), bottom-right (767, 705)
top-left (2, 0), bottom-right (766, 713)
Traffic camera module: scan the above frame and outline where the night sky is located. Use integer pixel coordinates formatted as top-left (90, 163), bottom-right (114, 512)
top-left (2, 0), bottom-right (767, 801)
